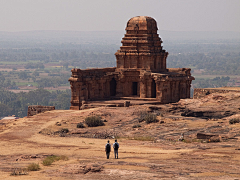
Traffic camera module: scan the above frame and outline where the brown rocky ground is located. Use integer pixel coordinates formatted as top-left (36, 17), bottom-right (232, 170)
top-left (1, 92), bottom-right (240, 179)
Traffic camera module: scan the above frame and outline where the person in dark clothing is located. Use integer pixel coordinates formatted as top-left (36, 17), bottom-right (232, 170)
top-left (113, 139), bottom-right (119, 159)
top-left (105, 140), bottom-right (111, 159)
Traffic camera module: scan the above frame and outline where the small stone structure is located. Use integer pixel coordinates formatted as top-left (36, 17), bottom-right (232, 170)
top-left (194, 87), bottom-right (240, 99)
top-left (27, 105), bottom-right (55, 116)
top-left (69, 16), bottom-right (195, 110)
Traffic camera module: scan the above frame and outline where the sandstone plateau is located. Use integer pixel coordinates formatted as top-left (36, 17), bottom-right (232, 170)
top-left (1, 92), bottom-right (240, 179)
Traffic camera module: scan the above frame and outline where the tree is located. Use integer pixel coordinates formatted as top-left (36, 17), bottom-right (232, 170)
top-left (62, 62), bottom-right (69, 70)
top-left (0, 103), bottom-right (12, 117)
top-left (19, 71), bottom-right (28, 80)
top-left (35, 63), bottom-right (45, 69)
top-left (32, 71), bottom-right (39, 77)
top-left (55, 90), bottom-right (71, 109)
top-left (26, 88), bottom-right (51, 105)
top-left (24, 63), bottom-right (35, 69)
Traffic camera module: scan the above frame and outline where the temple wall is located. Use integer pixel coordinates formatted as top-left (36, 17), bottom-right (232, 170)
top-left (69, 67), bottom-right (194, 109)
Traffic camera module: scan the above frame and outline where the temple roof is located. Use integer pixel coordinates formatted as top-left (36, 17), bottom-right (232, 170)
top-left (126, 16), bottom-right (158, 31)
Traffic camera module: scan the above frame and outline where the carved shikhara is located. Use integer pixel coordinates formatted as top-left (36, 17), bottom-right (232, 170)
top-left (69, 16), bottom-right (195, 110)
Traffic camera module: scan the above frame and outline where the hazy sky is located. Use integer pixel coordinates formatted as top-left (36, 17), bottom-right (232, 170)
top-left (1, 0), bottom-right (240, 32)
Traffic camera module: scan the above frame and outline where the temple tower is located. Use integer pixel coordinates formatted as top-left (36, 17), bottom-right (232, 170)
top-left (115, 16), bottom-right (168, 72)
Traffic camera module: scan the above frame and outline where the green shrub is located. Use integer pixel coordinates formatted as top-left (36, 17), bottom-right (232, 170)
top-left (77, 122), bottom-right (85, 128)
top-left (229, 118), bottom-right (240, 124)
top-left (42, 155), bottom-right (68, 166)
top-left (85, 116), bottom-right (104, 127)
top-left (138, 111), bottom-right (149, 123)
top-left (145, 113), bottom-right (158, 124)
top-left (137, 112), bottom-right (158, 124)
top-left (42, 157), bottom-right (54, 166)
top-left (27, 163), bottom-right (40, 171)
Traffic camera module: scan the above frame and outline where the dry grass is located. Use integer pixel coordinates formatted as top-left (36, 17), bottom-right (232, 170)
top-left (104, 164), bottom-right (149, 171)
top-left (200, 102), bottom-right (218, 107)
top-left (132, 136), bottom-right (155, 141)
top-left (10, 168), bottom-right (28, 176)
top-left (182, 138), bottom-right (203, 143)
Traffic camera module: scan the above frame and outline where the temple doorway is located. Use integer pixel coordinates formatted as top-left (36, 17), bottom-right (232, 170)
top-left (132, 82), bottom-right (138, 95)
top-left (151, 79), bottom-right (156, 98)
top-left (110, 78), bottom-right (116, 96)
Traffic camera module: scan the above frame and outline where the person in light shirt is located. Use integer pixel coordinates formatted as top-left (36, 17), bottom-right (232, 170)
top-left (113, 139), bottom-right (119, 159)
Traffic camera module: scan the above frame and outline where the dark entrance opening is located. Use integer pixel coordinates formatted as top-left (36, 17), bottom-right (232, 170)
top-left (151, 79), bottom-right (156, 98)
top-left (132, 82), bottom-right (138, 95)
top-left (110, 78), bottom-right (116, 96)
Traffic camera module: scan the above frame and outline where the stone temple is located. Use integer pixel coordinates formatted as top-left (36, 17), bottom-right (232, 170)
top-left (69, 16), bottom-right (195, 110)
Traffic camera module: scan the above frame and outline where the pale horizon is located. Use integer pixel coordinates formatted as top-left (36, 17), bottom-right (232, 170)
top-left (1, 0), bottom-right (240, 33)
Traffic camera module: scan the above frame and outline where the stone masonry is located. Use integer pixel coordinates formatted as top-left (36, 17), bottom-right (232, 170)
top-left (27, 105), bottom-right (55, 116)
top-left (69, 16), bottom-right (195, 110)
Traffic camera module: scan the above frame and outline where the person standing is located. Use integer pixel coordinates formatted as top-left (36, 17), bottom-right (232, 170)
top-left (105, 140), bottom-right (111, 159)
top-left (113, 139), bottom-right (119, 159)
